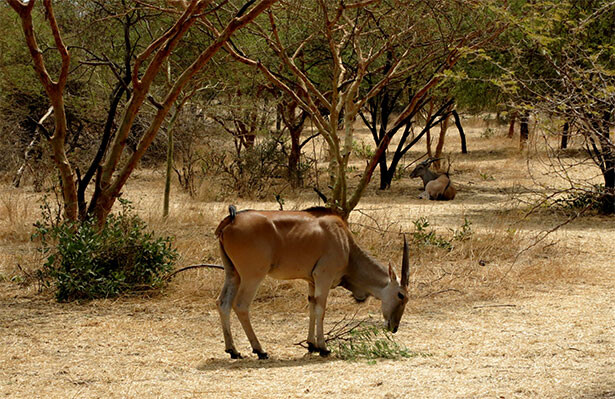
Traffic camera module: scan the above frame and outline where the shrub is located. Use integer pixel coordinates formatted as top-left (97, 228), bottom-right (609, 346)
top-left (352, 139), bottom-right (375, 160)
top-left (33, 199), bottom-right (177, 302)
top-left (481, 127), bottom-right (496, 138)
top-left (411, 217), bottom-right (453, 249)
top-left (220, 138), bottom-right (287, 198)
top-left (552, 185), bottom-right (612, 214)
top-left (411, 217), bottom-right (473, 250)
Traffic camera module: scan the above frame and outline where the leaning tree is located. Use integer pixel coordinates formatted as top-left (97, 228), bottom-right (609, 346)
top-left (7, 0), bottom-right (277, 225)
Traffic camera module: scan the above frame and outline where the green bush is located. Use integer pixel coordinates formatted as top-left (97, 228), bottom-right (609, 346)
top-left (33, 199), bottom-right (177, 302)
top-left (411, 217), bottom-right (473, 250)
top-left (552, 185), bottom-right (612, 214)
top-left (411, 217), bottom-right (453, 249)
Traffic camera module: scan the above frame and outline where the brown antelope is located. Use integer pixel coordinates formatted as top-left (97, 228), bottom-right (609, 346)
top-left (409, 158), bottom-right (456, 200)
top-left (214, 205), bottom-right (410, 359)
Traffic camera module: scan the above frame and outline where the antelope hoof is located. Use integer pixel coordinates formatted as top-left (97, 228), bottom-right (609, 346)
top-left (225, 349), bottom-right (243, 359)
top-left (318, 348), bottom-right (331, 358)
top-left (253, 349), bottom-right (269, 360)
top-left (307, 342), bottom-right (318, 353)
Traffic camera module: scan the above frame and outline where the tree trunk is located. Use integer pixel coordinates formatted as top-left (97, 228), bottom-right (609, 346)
top-left (288, 126), bottom-right (302, 188)
top-left (561, 121), bottom-right (570, 149)
top-left (451, 110), bottom-right (467, 154)
top-left (600, 112), bottom-right (614, 214)
top-left (378, 151), bottom-right (390, 190)
top-left (163, 103), bottom-right (184, 218)
top-left (508, 111), bottom-right (517, 138)
top-left (163, 127), bottom-right (174, 218)
top-left (603, 163), bottom-right (615, 214)
top-left (279, 100), bottom-right (308, 188)
top-left (520, 111), bottom-right (530, 149)
top-left (425, 101), bottom-right (434, 158)
top-left (433, 111), bottom-right (452, 170)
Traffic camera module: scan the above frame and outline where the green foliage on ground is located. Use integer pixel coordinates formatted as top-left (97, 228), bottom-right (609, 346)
top-left (33, 199), bottom-right (177, 302)
top-left (411, 217), bottom-right (473, 250)
top-left (332, 324), bottom-right (418, 362)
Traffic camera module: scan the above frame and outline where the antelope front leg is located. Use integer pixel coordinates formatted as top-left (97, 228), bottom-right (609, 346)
top-left (306, 282), bottom-right (318, 353)
top-left (312, 281), bottom-right (331, 357)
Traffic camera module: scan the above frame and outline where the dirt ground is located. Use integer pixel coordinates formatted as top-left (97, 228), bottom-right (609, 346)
top-left (1, 127), bottom-right (614, 398)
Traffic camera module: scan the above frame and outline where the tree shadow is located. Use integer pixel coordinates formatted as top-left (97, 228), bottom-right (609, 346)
top-left (196, 354), bottom-right (338, 371)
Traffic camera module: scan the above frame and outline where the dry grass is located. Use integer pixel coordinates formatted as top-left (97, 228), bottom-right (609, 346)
top-left (1, 122), bottom-right (614, 398)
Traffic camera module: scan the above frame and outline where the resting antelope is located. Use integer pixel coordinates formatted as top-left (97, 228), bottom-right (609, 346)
top-left (409, 158), bottom-right (456, 201)
top-left (214, 205), bottom-right (410, 359)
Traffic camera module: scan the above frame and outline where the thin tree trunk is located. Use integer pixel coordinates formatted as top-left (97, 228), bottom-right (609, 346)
top-left (603, 164), bottom-right (615, 214)
top-left (425, 101), bottom-right (434, 158)
top-left (520, 111), bottom-right (530, 149)
top-left (433, 111), bottom-right (452, 170)
top-left (378, 151), bottom-right (390, 189)
top-left (600, 112), bottom-right (614, 214)
top-left (288, 126), bottom-right (302, 188)
top-left (451, 110), bottom-right (467, 154)
top-left (561, 121), bottom-right (570, 149)
top-left (508, 111), bottom-right (517, 138)
top-left (163, 104), bottom-right (184, 218)
top-left (280, 100), bottom-right (308, 188)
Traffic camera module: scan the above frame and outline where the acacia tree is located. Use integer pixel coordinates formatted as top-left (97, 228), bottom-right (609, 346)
top-left (7, 0), bottom-right (276, 224)
top-left (497, 0), bottom-right (615, 213)
top-left (220, 0), bottom-right (503, 218)
top-left (357, 0), bottom-right (504, 190)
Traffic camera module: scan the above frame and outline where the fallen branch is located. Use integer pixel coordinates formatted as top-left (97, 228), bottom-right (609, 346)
top-left (164, 263), bottom-right (224, 281)
top-left (473, 304), bottom-right (516, 309)
top-left (294, 309), bottom-right (364, 349)
top-left (422, 288), bottom-right (464, 298)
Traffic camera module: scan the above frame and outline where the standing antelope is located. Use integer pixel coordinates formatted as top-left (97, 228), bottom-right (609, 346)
top-left (214, 205), bottom-right (410, 359)
top-left (409, 158), bottom-right (456, 200)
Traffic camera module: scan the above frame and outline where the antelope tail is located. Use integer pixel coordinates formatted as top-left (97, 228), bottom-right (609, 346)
top-left (215, 205), bottom-right (238, 237)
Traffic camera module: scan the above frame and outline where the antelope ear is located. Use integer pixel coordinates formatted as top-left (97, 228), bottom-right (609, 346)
top-left (400, 234), bottom-right (410, 288)
top-left (388, 263), bottom-right (398, 282)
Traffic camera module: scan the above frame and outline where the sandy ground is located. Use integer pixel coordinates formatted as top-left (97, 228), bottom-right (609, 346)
top-left (1, 249), bottom-right (613, 399)
top-left (1, 130), bottom-right (614, 398)
top-left (1, 210), bottom-right (614, 399)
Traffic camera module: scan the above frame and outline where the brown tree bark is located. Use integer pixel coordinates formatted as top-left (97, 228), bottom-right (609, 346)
top-left (433, 107), bottom-right (453, 170)
top-left (8, 0), bottom-right (77, 220)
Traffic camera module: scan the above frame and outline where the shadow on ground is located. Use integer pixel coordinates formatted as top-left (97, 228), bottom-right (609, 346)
top-left (196, 354), bottom-right (337, 371)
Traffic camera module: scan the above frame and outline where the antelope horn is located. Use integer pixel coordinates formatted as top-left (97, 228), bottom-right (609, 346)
top-left (400, 234), bottom-right (410, 288)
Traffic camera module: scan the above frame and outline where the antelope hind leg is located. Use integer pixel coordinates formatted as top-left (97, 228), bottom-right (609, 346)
top-left (233, 277), bottom-right (269, 360)
top-left (217, 271), bottom-right (242, 359)
top-left (312, 267), bottom-right (336, 357)
top-left (306, 282), bottom-right (319, 353)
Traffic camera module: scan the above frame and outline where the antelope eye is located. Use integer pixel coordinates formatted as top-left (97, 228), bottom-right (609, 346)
top-left (398, 293), bottom-right (405, 300)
